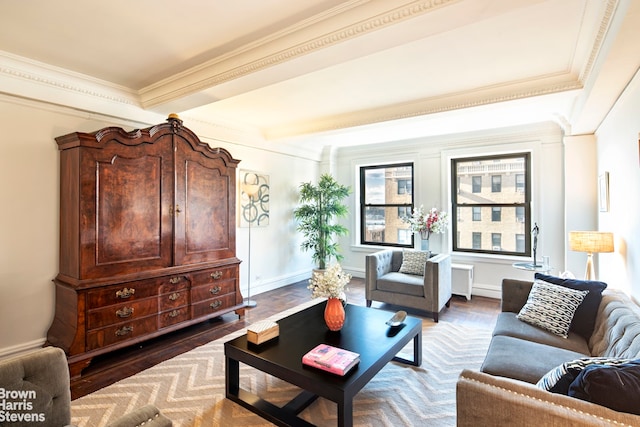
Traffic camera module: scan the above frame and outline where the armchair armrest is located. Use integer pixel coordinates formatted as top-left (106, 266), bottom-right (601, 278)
top-left (500, 278), bottom-right (533, 313)
top-left (365, 249), bottom-right (394, 292)
top-left (457, 369), bottom-right (640, 426)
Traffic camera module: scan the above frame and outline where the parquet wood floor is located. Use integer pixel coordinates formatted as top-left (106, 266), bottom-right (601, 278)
top-left (70, 278), bottom-right (500, 399)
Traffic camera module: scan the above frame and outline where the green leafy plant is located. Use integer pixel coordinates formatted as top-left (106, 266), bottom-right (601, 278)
top-left (293, 174), bottom-right (351, 270)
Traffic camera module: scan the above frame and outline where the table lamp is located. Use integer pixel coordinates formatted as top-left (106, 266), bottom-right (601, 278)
top-left (568, 231), bottom-right (614, 280)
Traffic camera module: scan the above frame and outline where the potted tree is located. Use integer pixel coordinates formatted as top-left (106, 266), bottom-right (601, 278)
top-left (293, 174), bottom-right (351, 270)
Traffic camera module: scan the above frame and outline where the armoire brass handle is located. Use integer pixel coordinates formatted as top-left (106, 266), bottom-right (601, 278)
top-left (116, 288), bottom-right (135, 299)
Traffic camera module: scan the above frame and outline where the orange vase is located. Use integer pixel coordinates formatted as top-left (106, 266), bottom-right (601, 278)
top-left (324, 297), bottom-right (345, 331)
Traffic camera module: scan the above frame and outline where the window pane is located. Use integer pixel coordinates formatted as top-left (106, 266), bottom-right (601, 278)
top-left (472, 176), bottom-right (482, 193)
top-left (363, 166), bottom-right (412, 204)
top-left (472, 206), bottom-right (481, 221)
top-left (363, 206), bottom-right (411, 245)
top-left (492, 207), bottom-right (501, 222)
top-left (361, 162), bottom-right (414, 247)
top-left (455, 206), bottom-right (527, 253)
top-left (456, 157), bottom-right (526, 204)
top-left (492, 233), bottom-right (502, 250)
top-left (491, 175), bottom-right (502, 192)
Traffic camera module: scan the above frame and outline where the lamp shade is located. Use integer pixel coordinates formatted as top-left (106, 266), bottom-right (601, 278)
top-left (569, 231), bottom-right (614, 253)
top-left (241, 183), bottom-right (260, 198)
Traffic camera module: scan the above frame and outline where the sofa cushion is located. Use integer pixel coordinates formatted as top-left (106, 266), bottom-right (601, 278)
top-left (535, 273), bottom-right (607, 340)
top-left (517, 281), bottom-right (588, 338)
top-left (377, 272), bottom-right (424, 297)
top-left (481, 335), bottom-right (587, 384)
top-left (568, 360), bottom-right (640, 415)
top-left (493, 312), bottom-right (590, 354)
top-left (398, 249), bottom-right (429, 275)
top-left (536, 356), bottom-right (634, 394)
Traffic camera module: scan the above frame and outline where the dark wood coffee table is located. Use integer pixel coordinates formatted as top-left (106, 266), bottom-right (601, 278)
top-left (225, 302), bottom-right (422, 427)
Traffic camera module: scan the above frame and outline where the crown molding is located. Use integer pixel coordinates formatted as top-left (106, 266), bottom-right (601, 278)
top-left (138, 0), bottom-right (461, 109)
top-left (264, 74), bottom-right (582, 140)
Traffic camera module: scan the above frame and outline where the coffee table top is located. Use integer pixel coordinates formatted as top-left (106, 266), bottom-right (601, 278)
top-left (225, 302), bottom-right (422, 394)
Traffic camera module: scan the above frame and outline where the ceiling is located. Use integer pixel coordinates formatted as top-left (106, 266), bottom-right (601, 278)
top-left (0, 0), bottom-right (638, 147)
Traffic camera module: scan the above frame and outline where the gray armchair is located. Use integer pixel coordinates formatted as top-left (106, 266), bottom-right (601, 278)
top-left (365, 249), bottom-right (452, 322)
top-left (0, 346), bottom-right (172, 427)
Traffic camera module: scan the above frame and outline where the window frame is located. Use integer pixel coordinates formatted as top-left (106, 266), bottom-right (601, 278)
top-left (451, 152), bottom-right (531, 256)
top-left (360, 162), bottom-right (414, 248)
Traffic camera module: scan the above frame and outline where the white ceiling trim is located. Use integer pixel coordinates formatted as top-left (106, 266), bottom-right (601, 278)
top-left (138, 0), bottom-right (462, 109)
top-left (265, 73), bottom-right (582, 139)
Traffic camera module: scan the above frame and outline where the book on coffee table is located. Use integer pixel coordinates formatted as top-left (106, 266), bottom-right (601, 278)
top-left (302, 344), bottom-right (360, 376)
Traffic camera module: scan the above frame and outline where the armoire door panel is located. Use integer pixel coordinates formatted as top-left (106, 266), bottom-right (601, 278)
top-left (78, 137), bottom-right (174, 279)
top-left (174, 142), bottom-right (235, 265)
top-left (96, 155), bottom-right (163, 264)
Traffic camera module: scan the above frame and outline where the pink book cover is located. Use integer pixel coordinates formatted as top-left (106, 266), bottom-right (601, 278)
top-left (302, 344), bottom-right (360, 375)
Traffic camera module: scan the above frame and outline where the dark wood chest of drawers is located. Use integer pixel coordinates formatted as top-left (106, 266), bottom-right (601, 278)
top-left (46, 116), bottom-right (245, 378)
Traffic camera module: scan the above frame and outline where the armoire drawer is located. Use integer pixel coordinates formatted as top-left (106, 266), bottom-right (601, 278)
top-left (191, 293), bottom-right (236, 319)
top-left (190, 266), bottom-right (236, 286)
top-left (159, 288), bottom-right (189, 310)
top-left (87, 297), bottom-right (158, 329)
top-left (86, 279), bottom-right (160, 308)
top-left (190, 279), bottom-right (236, 303)
top-left (86, 316), bottom-right (157, 350)
top-left (159, 307), bottom-right (190, 328)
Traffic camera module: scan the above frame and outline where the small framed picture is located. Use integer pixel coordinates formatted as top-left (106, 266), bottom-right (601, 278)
top-left (599, 172), bottom-right (609, 212)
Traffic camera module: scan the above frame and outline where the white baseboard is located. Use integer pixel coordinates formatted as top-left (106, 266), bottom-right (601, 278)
top-left (0, 338), bottom-right (46, 360)
top-left (472, 283), bottom-right (502, 300)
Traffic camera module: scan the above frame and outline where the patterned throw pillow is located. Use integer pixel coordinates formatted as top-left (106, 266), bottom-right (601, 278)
top-left (516, 281), bottom-right (588, 338)
top-left (398, 249), bottom-right (430, 275)
top-left (534, 273), bottom-right (607, 340)
top-left (536, 357), bottom-right (633, 394)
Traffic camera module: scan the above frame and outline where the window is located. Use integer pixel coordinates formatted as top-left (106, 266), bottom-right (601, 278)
top-left (397, 179), bottom-right (412, 195)
top-left (491, 175), bottom-right (502, 192)
top-left (492, 233), bottom-right (502, 250)
top-left (472, 207), bottom-right (481, 221)
top-left (472, 232), bottom-right (482, 249)
top-left (360, 163), bottom-right (413, 247)
top-left (516, 234), bottom-right (525, 252)
top-left (492, 207), bottom-right (501, 222)
top-left (451, 153), bottom-right (531, 255)
top-left (472, 176), bottom-right (482, 193)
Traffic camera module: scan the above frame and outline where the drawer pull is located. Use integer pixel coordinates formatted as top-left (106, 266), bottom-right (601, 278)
top-left (210, 300), bottom-right (222, 310)
top-left (115, 326), bottom-right (133, 336)
top-left (168, 309), bottom-right (180, 318)
top-left (168, 292), bottom-right (181, 301)
top-left (116, 307), bottom-right (134, 318)
top-left (169, 276), bottom-right (182, 284)
top-left (209, 286), bottom-right (222, 295)
top-left (210, 271), bottom-right (223, 280)
top-left (116, 288), bottom-right (135, 299)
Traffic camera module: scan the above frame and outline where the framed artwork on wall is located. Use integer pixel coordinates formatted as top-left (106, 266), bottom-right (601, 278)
top-left (239, 170), bottom-right (270, 227)
top-left (599, 171), bottom-right (609, 212)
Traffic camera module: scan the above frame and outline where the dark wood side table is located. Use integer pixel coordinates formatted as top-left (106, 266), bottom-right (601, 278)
top-left (225, 302), bottom-right (422, 427)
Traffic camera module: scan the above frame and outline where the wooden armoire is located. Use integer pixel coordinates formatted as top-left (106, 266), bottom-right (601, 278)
top-left (46, 115), bottom-right (244, 378)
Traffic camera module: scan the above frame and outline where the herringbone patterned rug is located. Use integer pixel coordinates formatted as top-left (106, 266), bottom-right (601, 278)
top-left (71, 301), bottom-right (492, 426)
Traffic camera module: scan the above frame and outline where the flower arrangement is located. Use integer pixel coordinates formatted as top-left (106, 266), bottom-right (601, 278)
top-left (308, 264), bottom-right (352, 299)
top-left (403, 205), bottom-right (449, 239)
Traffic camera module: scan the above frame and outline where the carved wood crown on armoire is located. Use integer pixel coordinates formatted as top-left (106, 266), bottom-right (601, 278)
top-left (46, 115), bottom-right (245, 378)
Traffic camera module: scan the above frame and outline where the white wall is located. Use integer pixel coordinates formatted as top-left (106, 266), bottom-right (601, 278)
top-left (594, 69), bottom-right (640, 299)
top-left (333, 122), bottom-right (567, 298)
top-left (0, 96), bottom-right (318, 357)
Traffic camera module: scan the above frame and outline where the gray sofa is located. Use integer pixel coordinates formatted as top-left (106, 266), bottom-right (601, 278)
top-left (365, 249), bottom-right (451, 321)
top-left (0, 346), bottom-right (172, 427)
top-left (457, 278), bottom-right (640, 426)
